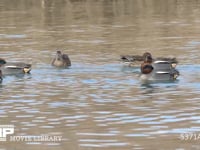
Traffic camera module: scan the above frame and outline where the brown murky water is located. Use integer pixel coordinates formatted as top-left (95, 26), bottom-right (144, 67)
top-left (0, 0), bottom-right (200, 150)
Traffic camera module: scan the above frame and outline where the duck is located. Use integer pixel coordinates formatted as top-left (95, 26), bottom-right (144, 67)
top-left (140, 54), bottom-right (179, 82)
top-left (51, 51), bottom-right (71, 68)
top-left (121, 52), bottom-right (178, 68)
top-left (0, 58), bottom-right (31, 75)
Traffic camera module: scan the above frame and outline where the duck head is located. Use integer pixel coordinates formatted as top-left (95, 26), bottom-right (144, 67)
top-left (143, 52), bottom-right (152, 60)
top-left (55, 51), bottom-right (63, 61)
top-left (144, 53), bottom-right (153, 63)
top-left (0, 58), bottom-right (6, 66)
top-left (141, 53), bottom-right (153, 74)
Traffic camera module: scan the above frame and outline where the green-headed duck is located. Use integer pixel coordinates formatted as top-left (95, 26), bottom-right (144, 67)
top-left (140, 54), bottom-right (179, 82)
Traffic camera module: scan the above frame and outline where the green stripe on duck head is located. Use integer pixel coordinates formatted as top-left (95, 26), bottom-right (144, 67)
top-left (0, 58), bottom-right (6, 65)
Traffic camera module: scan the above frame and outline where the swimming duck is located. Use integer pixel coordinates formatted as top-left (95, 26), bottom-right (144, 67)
top-left (51, 51), bottom-right (71, 68)
top-left (0, 58), bottom-right (31, 75)
top-left (140, 54), bottom-right (179, 82)
top-left (121, 52), bottom-right (178, 68)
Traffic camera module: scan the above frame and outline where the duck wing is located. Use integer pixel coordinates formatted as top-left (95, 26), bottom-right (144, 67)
top-left (62, 54), bottom-right (71, 66)
top-left (152, 60), bottom-right (172, 71)
top-left (152, 61), bottom-right (179, 80)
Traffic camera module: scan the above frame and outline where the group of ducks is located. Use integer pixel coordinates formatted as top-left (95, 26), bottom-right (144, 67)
top-left (0, 51), bottom-right (71, 82)
top-left (121, 52), bottom-right (180, 82)
top-left (0, 51), bottom-right (179, 83)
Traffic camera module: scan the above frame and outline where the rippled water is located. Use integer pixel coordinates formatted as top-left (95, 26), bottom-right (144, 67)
top-left (1, 0), bottom-right (200, 150)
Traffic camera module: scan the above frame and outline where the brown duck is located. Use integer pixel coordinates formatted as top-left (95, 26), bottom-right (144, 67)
top-left (51, 51), bottom-right (71, 68)
top-left (121, 52), bottom-right (178, 68)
